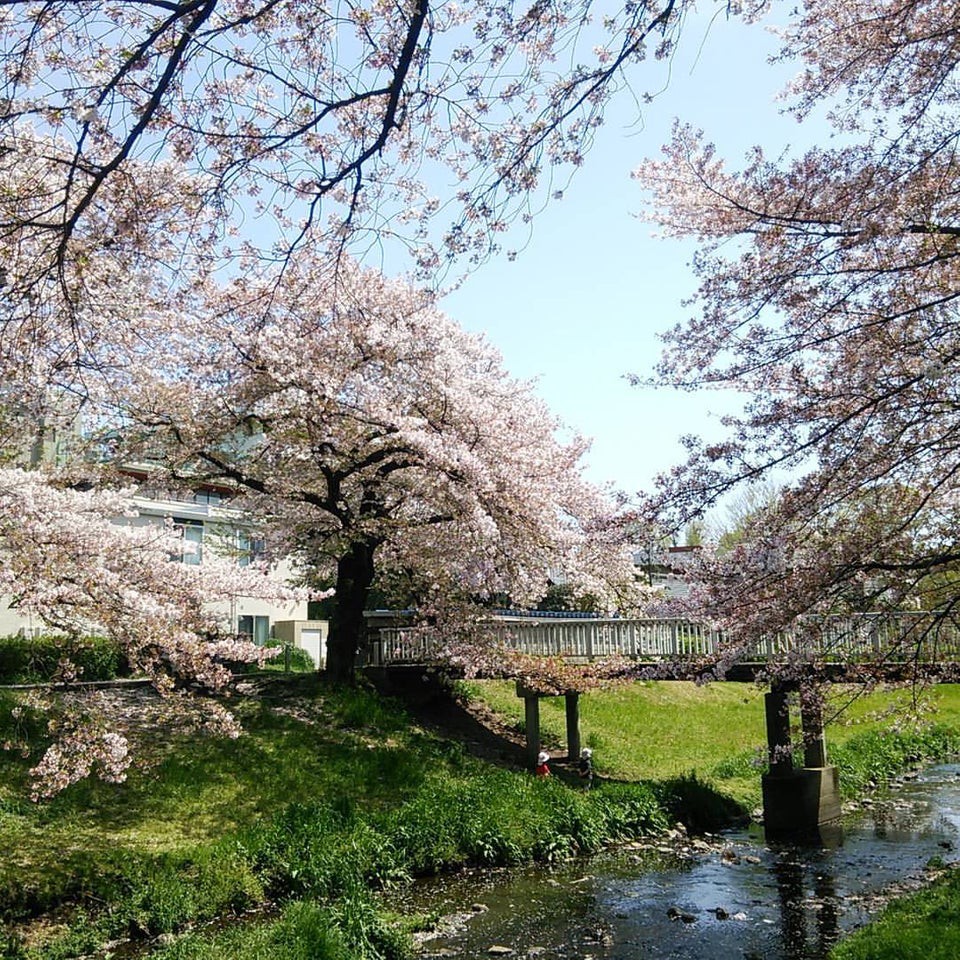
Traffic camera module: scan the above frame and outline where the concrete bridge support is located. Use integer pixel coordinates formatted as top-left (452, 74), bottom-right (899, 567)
top-left (516, 684), bottom-right (582, 768)
top-left (761, 682), bottom-right (841, 836)
top-left (565, 693), bottom-right (582, 760)
top-left (523, 691), bottom-right (541, 767)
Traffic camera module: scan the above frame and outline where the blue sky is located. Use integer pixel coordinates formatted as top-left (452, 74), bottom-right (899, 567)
top-left (440, 9), bottom-right (810, 496)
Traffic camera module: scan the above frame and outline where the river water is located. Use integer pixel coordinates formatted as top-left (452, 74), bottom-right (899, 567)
top-left (401, 764), bottom-right (960, 960)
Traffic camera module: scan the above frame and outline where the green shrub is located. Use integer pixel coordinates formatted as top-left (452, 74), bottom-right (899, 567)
top-left (831, 725), bottom-right (960, 798)
top-left (34, 844), bottom-right (267, 942)
top-left (279, 646), bottom-right (317, 673)
top-left (381, 769), bottom-right (666, 874)
top-left (589, 781), bottom-right (670, 838)
top-left (240, 799), bottom-right (408, 900)
top-left (0, 635), bottom-right (128, 684)
top-left (146, 898), bottom-right (409, 960)
top-left (325, 888), bottom-right (412, 960)
top-left (237, 644), bottom-right (315, 674)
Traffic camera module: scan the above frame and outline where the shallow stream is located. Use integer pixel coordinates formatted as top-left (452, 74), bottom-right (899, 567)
top-left (401, 764), bottom-right (960, 959)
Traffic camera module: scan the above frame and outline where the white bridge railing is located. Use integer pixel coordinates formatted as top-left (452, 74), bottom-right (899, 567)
top-left (368, 612), bottom-right (960, 667)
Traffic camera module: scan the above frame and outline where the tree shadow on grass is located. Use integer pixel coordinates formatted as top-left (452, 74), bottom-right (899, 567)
top-left (405, 690), bottom-right (531, 771)
top-left (653, 773), bottom-right (751, 833)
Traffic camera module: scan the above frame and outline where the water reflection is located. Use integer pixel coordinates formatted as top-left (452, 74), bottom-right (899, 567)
top-left (770, 849), bottom-right (840, 959)
top-left (408, 765), bottom-right (960, 960)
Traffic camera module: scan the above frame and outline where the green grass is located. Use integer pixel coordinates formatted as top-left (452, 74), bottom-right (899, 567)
top-left (5, 677), bottom-right (960, 959)
top-left (460, 679), bottom-right (769, 775)
top-left (459, 680), bottom-right (960, 809)
top-left (829, 867), bottom-right (960, 960)
top-left (146, 898), bottom-right (411, 960)
top-left (0, 684), bottom-right (427, 913)
top-left (0, 678), bottom-right (665, 959)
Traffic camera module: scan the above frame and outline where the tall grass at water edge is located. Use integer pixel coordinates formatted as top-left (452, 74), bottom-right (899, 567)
top-left (0, 681), bottom-right (666, 960)
top-left (828, 866), bottom-right (960, 960)
top-left (3, 776), bottom-right (666, 959)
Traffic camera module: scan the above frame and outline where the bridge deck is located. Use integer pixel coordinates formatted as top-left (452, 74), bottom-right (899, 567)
top-left (368, 613), bottom-right (960, 675)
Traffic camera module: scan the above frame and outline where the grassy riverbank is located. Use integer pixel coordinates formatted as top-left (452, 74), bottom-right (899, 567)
top-left (2, 677), bottom-right (667, 960)
top-left (829, 866), bottom-right (960, 960)
top-left (462, 679), bottom-right (960, 808)
top-left (3, 677), bottom-right (960, 959)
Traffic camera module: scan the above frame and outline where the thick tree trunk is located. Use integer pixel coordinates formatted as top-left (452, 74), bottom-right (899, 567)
top-left (325, 539), bottom-right (377, 682)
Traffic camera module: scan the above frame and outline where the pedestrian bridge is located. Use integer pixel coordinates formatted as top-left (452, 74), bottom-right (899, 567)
top-left (368, 611), bottom-right (960, 672)
top-left (365, 610), bottom-right (960, 837)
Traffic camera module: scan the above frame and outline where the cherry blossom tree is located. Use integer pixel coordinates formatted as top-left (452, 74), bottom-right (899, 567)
top-left (632, 0), bottom-right (960, 666)
top-left (0, 0), bottom-right (690, 290)
top-left (0, 468), bottom-right (301, 797)
top-left (121, 259), bottom-right (646, 681)
top-left (0, 0), bottom-right (689, 792)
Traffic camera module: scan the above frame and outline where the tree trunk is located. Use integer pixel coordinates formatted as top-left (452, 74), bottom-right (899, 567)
top-left (325, 539), bottom-right (377, 682)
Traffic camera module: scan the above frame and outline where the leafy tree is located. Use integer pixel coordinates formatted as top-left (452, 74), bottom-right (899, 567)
top-left (633, 0), bottom-right (960, 661)
top-left (682, 520), bottom-right (704, 548)
top-left (536, 582), bottom-right (603, 613)
top-left (708, 479), bottom-right (782, 554)
top-left (0, 0), bottom-right (697, 787)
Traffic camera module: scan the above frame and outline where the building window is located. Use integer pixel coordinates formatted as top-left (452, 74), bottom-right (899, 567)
top-left (237, 533), bottom-right (266, 567)
top-left (173, 519), bottom-right (203, 565)
top-left (238, 615), bottom-right (270, 645)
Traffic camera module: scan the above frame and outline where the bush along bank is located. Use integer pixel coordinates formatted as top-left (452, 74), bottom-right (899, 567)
top-left (0, 634), bottom-right (131, 685)
top-left (829, 725), bottom-right (960, 799)
top-left (0, 635), bottom-right (316, 685)
top-left (3, 766), bottom-right (667, 959)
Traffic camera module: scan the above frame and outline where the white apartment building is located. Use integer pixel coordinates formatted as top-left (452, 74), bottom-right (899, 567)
top-left (128, 481), bottom-right (311, 645)
top-left (0, 479), bottom-right (315, 645)
top-left (2, 408), bottom-right (326, 662)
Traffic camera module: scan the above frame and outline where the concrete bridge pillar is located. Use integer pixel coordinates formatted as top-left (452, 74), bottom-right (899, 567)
top-left (764, 683), bottom-right (793, 775)
top-left (523, 691), bottom-right (541, 767)
top-left (516, 684), bottom-right (582, 768)
top-left (800, 685), bottom-right (828, 768)
top-left (565, 693), bottom-right (581, 760)
top-left (762, 681), bottom-right (841, 836)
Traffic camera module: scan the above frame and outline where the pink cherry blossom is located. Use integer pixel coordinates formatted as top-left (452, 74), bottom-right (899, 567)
top-left (0, 469), bottom-right (300, 797)
top-left (115, 257), bottom-right (654, 680)
top-left (632, 0), bottom-right (960, 687)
